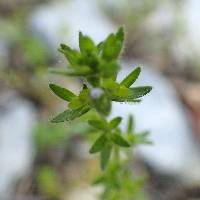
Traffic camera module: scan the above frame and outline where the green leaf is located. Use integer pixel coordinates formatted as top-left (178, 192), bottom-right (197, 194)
top-left (49, 83), bottom-right (76, 102)
top-left (68, 97), bottom-right (83, 109)
top-left (109, 117), bottom-right (122, 129)
top-left (79, 32), bottom-right (96, 55)
top-left (50, 66), bottom-right (93, 76)
top-left (120, 67), bottom-right (141, 88)
top-left (97, 41), bottom-right (104, 54)
top-left (128, 131), bottom-right (152, 145)
top-left (92, 176), bottom-right (105, 185)
top-left (102, 35), bottom-right (122, 61)
top-left (91, 92), bottom-right (111, 116)
top-left (58, 44), bottom-right (82, 66)
top-left (111, 134), bottom-right (130, 147)
top-left (99, 60), bottom-right (120, 78)
top-left (89, 134), bottom-right (107, 154)
top-left (100, 144), bottom-right (112, 170)
top-left (51, 105), bottom-right (90, 123)
top-left (88, 120), bottom-right (107, 130)
top-left (116, 26), bottom-right (125, 44)
top-left (101, 79), bottom-right (119, 94)
top-left (127, 115), bottom-right (134, 133)
top-left (111, 86), bottom-right (152, 102)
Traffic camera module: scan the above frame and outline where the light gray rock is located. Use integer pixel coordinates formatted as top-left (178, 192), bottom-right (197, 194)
top-left (110, 61), bottom-right (200, 186)
top-left (0, 90), bottom-right (36, 197)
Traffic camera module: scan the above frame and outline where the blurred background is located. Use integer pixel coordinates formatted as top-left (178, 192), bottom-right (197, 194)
top-left (1, 0), bottom-right (200, 199)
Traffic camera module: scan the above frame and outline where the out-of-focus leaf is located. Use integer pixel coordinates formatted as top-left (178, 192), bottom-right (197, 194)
top-left (50, 66), bottom-right (93, 76)
top-left (58, 44), bottom-right (82, 66)
top-left (89, 134), bottom-right (107, 154)
top-left (88, 119), bottom-right (107, 130)
top-left (109, 117), bottom-right (122, 129)
top-left (111, 134), bottom-right (130, 147)
top-left (97, 41), bottom-right (104, 54)
top-left (116, 26), bottom-right (125, 44)
top-left (99, 60), bottom-right (120, 78)
top-left (101, 144), bottom-right (112, 170)
top-left (127, 115), bottom-right (134, 133)
top-left (92, 92), bottom-right (111, 116)
top-left (128, 131), bottom-right (153, 145)
top-left (49, 83), bottom-right (76, 102)
top-left (120, 67), bottom-right (141, 88)
top-left (92, 176), bottom-right (106, 185)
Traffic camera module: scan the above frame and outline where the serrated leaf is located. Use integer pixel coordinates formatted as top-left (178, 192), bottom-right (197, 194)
top-left (58, 44), bottom-right (81, 66)
top-left (79, 32), bottom-right (96, 55)
top-left (88, 120), bottom-right (107, 130)
top-left (111, 86), bottom-right (152, 102)
top-left (109, 117), bottom-right (122, 129)
top-left (49, 83), bottom-right (76, 102)
top-left (111, 134), bottom-right (130, 147)
top-left (100, 144), bottom-right (112, 170)
top-left (51, 105), bottom-right (90, 123)
top-left (120, 67), bottom-right (141, 88)
top-left (89, 134), bottom-right (107, 154)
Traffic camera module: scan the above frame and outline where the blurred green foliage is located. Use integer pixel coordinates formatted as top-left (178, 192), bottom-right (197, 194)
top-left (33, 123), bottom-right (67, 154)
top-left (37, 166), bottom-right (62, 200)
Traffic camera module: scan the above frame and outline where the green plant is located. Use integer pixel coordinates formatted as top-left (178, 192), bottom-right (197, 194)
top-left (37, 166), bottom-right (62, 200)
top-left (49, 27), bottom-right (152, 199)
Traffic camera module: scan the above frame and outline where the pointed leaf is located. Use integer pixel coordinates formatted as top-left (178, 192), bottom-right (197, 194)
top-left (49, 83), bottom-right (76, 101)
top-left (97, 41), bottom-right (104, 54)
top-left (102, 34), bottom-right (123, 61)
top-left (100, 144), bottom-right (112, 170)
top-left (116, 26), bottom-right (124, 44)
top-left (51, 105), bottom-right (90, 123)
top-left (58, 44), bottom-right (81, 66)
top-left (127, 115), bottom-right (134, 133)
top-left (120, 67), bottom-right (141, 88)
top-left (50, 66), bottom-right (93, 76)
top-left (111, 134), bottom-right (130, 147)
top-left (128, 131), bottom-right (152, 145)
top-left (109, 117), bottom-right (122, 129)
top-left (88, 120), bottom-right (107, 130)
top-left (111, 86), bottom-right (152, 102)
top-left (79, 32), bottom-right (96, 55)
top-left (89, 134), bottom-right (107, 154)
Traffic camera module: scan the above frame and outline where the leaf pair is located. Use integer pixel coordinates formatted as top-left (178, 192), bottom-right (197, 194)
top-left (49, 83), bottom-right (91, 122)
top-left (102, 27), bottom-right (124, 61)
top-left (89, 131), bottom-right (130, 170)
